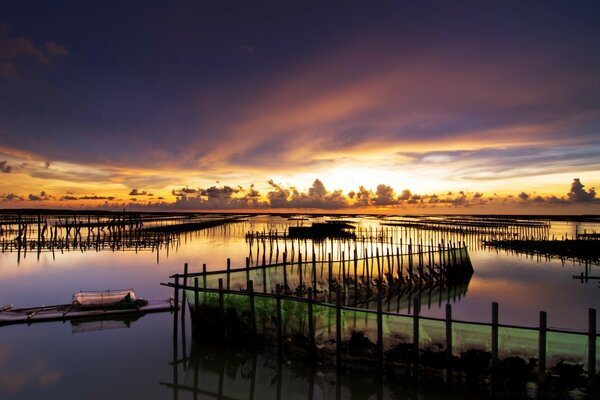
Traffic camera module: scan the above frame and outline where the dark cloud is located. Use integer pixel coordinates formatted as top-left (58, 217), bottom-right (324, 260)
top-left (518, 192), bottom-right (529, 200)
top-left (0, 25), bottom-right (68, 79)
top-left (79, 195), bottom-right (116, 200)
top-left (0, 161), bottom-right (11, 173)
top-left (172, 187), bottom-right (197, 196)
top-left (568, 178), bottom-right (596, 202)
top-left (129, 188), bottom-right (148, 196)
top-left (1, 193), bottom-right (24, 201)
top-left (373, 184), bottom-right (398, 206)
top-left (28, 191), bottom-right (51, 201)
top-left (168, 185), bottom-right (267, 210)
top-left (60, 195), bottom-right (78, 201)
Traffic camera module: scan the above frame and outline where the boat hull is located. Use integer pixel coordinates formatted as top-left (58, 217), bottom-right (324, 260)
top-left (0, 298), bottom-right (175, 326)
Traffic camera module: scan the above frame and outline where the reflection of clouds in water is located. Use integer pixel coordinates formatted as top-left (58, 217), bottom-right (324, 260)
top-left (0, 344), bottom-right (62, 392)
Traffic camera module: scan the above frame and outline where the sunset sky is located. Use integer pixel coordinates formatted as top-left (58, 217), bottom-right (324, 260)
top-left (1, 1), bottom-right (599, 213)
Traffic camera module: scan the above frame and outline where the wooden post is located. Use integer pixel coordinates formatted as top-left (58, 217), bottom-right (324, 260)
top-left (354, 249), bottom-right (358, 298)
top-left (246, 256), bottom-right (250, 283)
top-left (538, 311), bottom-right (547, 385)
top-left (283, 252), bottom-right (288, 294)
top-left (248, 280), bottom-right (256, 337)
top-left (308, 288), bottom-right (315, 352)
top-left (336, 286), bottom-right (342, 368)
top-left (218, 278), bottom-right (224, 331)
top-left (492, 302), bottom-right (499, 370)
top-left (413, 295), bottom-right (420, 377)
top-left (299, 252), bottom-right (303, 294)
top-left (328, 253), bottom-right (333, 302)
top-left (377, 293), bottom-right (383, 369)
top-left (276, 284), bottom-right (283, 357)
top-left (173, 275), bottom-right (179, 342)
top-left (589, 308), bottom-right (597, 383)
top-left (446, 303), bottom-right (453, 380)
top-left (226, 258), bottom-right (231, 290)
top-left (202, 263), bottom-right (207, 288)
top-left (312, 253), bottom-right (317, 291)
top-left (194, 277), bottom-right (199, 314)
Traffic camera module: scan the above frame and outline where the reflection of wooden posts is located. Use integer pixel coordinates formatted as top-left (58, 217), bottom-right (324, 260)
top-left (413, 296), bottom-right (420, 378)
top-left (538, 311), bottom-right (547, 385)
top-left (492, 302), bottom-right (499, 370)
top-left (446, 303), bottom-right (453, 381)
top-left (589, 308), bottom-right (597, 384)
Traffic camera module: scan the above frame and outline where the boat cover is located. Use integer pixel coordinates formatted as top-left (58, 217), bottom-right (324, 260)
top-left (72, 289), bottom-right (136, 307)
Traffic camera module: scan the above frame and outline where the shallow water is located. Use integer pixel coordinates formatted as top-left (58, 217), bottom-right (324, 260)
top-left (0, 214), bottom-right (598, 399)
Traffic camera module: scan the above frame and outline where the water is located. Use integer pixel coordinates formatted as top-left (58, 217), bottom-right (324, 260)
top-left (0, 214), bottom-right (598, 399)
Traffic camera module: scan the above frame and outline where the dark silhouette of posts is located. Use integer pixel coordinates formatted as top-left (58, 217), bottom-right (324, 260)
top-left (539, 311), bottom-right (547, 385)
top-left (413, 296), bottom-right (420, 379)
top-left (589, 308), bottom-right (597, 384)
top-left (308, 288), bottom-right (315, 353)
top-left (492, 302), bottom-right (499, 369)
top-left (283, 252), bottom-right (288, 294)
top-left (248, 280), bottom-right (256, 337)
top-left (194, 277), bottom-right (199, 315)
top-left (446, 303), bottom-right (453, 383)
top-left (218, 278), bottom-right (224, 332)
top-left (377, 293), bottom-right (383, 370)
top-left (276, 284), bottom-right (283, 357)
top-left (173, 274), bottom-right (179, 342)
top-left (226, 258), bottom-right (231, 290)
top-left (336, 286), bottom-right (342, 369)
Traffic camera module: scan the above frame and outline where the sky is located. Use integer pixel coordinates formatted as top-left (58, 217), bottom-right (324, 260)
top-left (1, 1), bottom-right (599, 213)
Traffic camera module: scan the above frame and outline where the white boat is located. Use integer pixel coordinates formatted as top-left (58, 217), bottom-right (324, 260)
top-left (0, 289), bottom-right (175, 325)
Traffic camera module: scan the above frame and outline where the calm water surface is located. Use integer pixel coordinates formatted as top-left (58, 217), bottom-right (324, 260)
top-left (0, 215), bottom-right (598, 399)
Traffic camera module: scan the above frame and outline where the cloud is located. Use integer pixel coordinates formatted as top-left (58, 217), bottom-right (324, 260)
top-left (172, 187), bottom-right (197, 196)
top-left (79, 195), bottom-right (116, 200)
top-left (0, 25), bottom-right (68, 79)
top-left (170, 184), bottom-right (266, 210)
top-left (27, 191), bottom-right (53, 201)
top-left (266, 179), bottom-right (349, 210)
top-left (1, 193), bottom-right (24, 201)
top-left (129, 188), bottom-right (148, 196)
top-left (0, 160), bottom-right (11, 173)
top-left (373, 184), bottom-right (398, 206)
top-left (568, 178), bottom-right (596, 202)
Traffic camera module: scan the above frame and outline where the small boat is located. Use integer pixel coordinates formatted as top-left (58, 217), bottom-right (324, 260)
top-left (0, 289), bottom-right (175, 326)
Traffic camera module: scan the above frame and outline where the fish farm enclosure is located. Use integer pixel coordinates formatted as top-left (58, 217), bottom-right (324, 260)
top-left (1, 211), bottom-right (600, 399)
